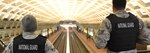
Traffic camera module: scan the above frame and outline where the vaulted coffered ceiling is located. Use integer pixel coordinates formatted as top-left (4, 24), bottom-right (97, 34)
top-left (0, 0), bottom-right (150, 24)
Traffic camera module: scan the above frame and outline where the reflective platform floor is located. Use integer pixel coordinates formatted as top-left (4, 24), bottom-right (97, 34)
top-left (54, 30), bottom-right (67, 53)
top-left (53, 29), bottom-right (89, 53)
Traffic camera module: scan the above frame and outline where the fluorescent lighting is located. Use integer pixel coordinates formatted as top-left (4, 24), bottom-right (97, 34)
top-left (66, 27), bottom-right (70, 53)
top-left (60, 24), bottom-right (77, 28)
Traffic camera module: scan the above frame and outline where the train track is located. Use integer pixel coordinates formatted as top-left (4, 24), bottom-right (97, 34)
top-left (70, 30), bottom-right (89, 53)
top-left (54, 30), bottom-right (66, 53)
top-left (53, 30), bottom-right (89, 53)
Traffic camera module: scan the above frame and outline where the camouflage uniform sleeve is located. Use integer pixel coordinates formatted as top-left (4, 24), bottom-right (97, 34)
top-left (94, 18), bottom-right (111, 48)
top-left (138, 18), bottom-right (150, 44)
top-left (45, 39), bottom-right (58, 53)
top-left (3, 41), bottom-right (13, 53)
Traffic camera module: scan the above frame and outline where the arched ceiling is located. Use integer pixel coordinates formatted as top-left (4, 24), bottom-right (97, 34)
top-left (0, 0), bottom-right (150, 24)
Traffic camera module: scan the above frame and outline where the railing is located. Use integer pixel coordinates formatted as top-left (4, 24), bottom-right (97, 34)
top-left (0, 39), bottom-right (6, 48)
top-left (138, 50), bottom-right (150, 53)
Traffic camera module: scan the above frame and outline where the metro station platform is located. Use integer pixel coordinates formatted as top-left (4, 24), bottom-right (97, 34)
top-left (48, 29), bottom-right (63, 44)
top-left (1, 28), bottom-right (150, 53)
top-left (1, 0), bottom-right (150, 53)
top-left (45, 28), bottom-right (150, 53)
top-left (73, 29), bottom-right (107, 53)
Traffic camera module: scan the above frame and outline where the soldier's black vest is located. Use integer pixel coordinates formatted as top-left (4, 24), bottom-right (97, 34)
top-left (13, 34), bottom-right (46, 53)
top-left (106, 12), bottom-right (139, 52)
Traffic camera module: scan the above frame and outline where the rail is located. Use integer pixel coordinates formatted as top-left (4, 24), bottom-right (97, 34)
top-left (0, 39), bottom-right (6, 48)
top-left (53, 31), bottom-right (66, 53)
top-left (137, 50), bottom-right (150, 53)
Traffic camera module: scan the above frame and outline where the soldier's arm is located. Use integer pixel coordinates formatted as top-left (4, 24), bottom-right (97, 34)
top-left (45, 39), bottom-right (58, 53)
top-left (93, 18), bottom-right (111, 49)
top-left (3, 41), bottom-right (13, 53)
top-left (137, 18), bottom-right (150, 44)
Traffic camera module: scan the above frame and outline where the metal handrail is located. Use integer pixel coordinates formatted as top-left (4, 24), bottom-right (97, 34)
top-left (137, 50), bottom-right (150, 53)
top-left (0, 39), bottom-right (6, 48)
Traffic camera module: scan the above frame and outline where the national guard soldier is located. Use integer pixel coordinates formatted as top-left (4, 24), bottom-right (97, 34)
top-left (3, 15), bottom-right (58, 53)
top-left (94, 0), bottom-right (150, 53)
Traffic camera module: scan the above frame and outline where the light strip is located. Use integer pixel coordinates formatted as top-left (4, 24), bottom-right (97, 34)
top-left (66, 27), bottom-right (70, 53)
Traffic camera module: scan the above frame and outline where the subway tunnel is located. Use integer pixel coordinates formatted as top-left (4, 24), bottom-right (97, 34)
top-left (0, 0), bottom-right (150, 53)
